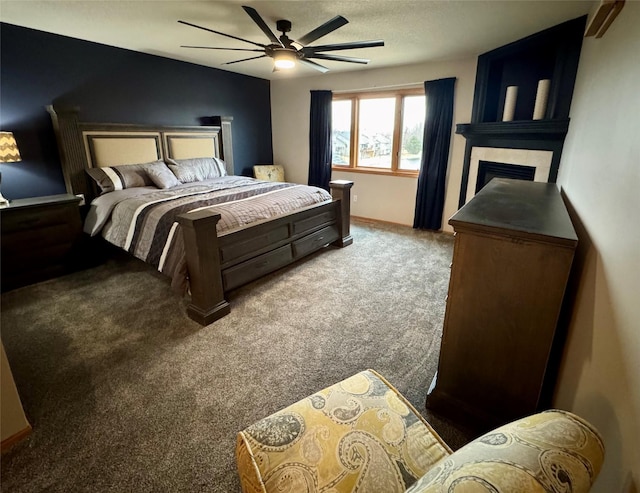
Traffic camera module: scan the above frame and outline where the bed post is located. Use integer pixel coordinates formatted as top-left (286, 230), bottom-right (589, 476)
top-left (329, 180), bottom-right (354, 247)
top-left (211, 116), bottom-right (234, 176)
top-left (47, 105), bottom-right (94, 202)
top-left (177, 210), bottom-right (230, 325)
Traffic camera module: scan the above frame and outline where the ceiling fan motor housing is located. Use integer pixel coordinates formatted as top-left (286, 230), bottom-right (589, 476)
top-left (276, 19), bottom-right (292, 33)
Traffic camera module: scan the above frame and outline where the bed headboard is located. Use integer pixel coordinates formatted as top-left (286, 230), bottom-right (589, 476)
top-left (47, 105), bottom-right (234, 204)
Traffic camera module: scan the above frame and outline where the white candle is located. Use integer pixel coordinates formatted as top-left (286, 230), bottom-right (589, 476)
top-left (533, 79), bottom-right (551, 120)
top-left (502, 86), bottom-right (518, 122)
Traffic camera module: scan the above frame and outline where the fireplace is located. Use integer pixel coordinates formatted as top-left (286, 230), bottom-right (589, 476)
top-left (454, 17), bottom-right (584, 208)
top-left (462, 146), bottom-right (553, 205)
top-left (476, 160), bottom-right (536, 193)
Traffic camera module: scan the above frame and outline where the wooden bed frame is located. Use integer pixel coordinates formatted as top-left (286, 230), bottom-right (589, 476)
top-left (48, 106), bottom-right (353, 325)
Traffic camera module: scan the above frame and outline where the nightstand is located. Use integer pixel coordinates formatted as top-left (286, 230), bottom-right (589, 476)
top-left (1, 194), bottom-right (82, 292)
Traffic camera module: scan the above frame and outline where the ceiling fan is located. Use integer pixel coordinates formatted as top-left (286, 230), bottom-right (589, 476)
top-left (178, 5), bottom-right (384, 73)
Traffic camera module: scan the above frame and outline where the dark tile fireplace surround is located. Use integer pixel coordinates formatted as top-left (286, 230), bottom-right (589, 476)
top-left (476, 160), bottom-right (536, 193)
top-left (456, 15), bottom-right (586, 207)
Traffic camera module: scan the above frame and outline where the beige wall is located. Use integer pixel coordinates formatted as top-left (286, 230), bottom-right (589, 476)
top-left (555, 2), bottom-right (640, 491)
top-left (1, 341), bottom-right (30, 444)
top-left (271, 58), bottom-right (476, 230)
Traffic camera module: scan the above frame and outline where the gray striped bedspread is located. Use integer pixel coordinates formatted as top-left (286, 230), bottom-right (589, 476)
top-left (92, 176), bottom-right (332, 292)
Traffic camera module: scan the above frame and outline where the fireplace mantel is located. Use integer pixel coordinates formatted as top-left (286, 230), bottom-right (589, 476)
top-left (456, 119), bottom-right (569, 142)
top-left (456, 120), bottom-right (570, 207)
top-left (456, 15), bottom-right (585, 208)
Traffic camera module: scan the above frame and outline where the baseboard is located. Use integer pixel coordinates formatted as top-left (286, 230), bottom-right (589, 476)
top-left (351, 215), bottom-right (454, 235)
top-left (351, 215), bottom-right (413, 228)
top-left (1, 424), bottom-right (32, 453)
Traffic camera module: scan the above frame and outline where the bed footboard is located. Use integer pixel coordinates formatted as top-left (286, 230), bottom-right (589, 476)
top-left (330, 180), bottom-right (354, 247)
top-left (177, 210), bottom-right (230, 325)
top-left (178, 180), bottom-right (353, 326)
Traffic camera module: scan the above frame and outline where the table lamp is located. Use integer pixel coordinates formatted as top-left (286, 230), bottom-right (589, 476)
top-left (0, 131), bottom-right (22, 206)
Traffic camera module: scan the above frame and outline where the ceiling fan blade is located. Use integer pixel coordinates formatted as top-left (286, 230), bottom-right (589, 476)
top-left (298, 59), bottom-right (330, 73)
top-left (242, 6), bottom-right (284, 47)
top-left (303, 40), bottom-right (385, 54)
top-left (297, 16), bottom-right (348, 45)
top-left (181, 46), bottom-right (264, 52)
top-left (222, 54), bottom-right (268, 65)
top-left (178, 20), bottom-right (266, 48)
top-left (306, 53), bottom-right (370, 64)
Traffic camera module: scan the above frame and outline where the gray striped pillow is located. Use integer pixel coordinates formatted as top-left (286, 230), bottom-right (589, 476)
top-left (86, 161), bottom-right (158, 193)
top-left (166, 157), bottom-right (227, 183)
top-left (143, 161), bottom-right (181, 189)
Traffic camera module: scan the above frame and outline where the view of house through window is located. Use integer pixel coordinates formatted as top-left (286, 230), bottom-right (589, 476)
top-left (400, 96), bottom-right (426, 171)
top-left (331, 89), bottom-right (425, 175)
top-left (358, 98), bottom-right (395, 169)
top-left (332, 100), bottom-right (351, 166)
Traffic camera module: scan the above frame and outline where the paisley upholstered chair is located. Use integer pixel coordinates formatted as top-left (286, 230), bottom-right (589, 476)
top-left (236, 369), bottom-right (604, 493)
top-left (253, 164), bottom-right (285, 182)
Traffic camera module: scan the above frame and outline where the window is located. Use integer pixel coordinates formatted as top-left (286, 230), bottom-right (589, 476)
top-left (331, 100), bottom-right (351, 166)
top-left (332, 88), bottom-right (425, 176)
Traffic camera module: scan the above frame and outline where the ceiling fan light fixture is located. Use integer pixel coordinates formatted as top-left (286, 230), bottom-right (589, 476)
top-left (273, 49), bottom-right (296, 69)
top-left (179, 6), bottom-right (384, 74)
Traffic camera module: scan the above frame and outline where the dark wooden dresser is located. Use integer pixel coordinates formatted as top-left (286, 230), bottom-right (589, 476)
top-left (1, 194), bottom-right (82, 292)
top-left (426, 178), bottom-right (577, 433)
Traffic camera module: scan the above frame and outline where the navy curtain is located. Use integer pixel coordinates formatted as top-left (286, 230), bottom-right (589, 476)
top-left (413, 78), bottom-right (456, 230)
top-left (308, 90), bottom-right (333, 191)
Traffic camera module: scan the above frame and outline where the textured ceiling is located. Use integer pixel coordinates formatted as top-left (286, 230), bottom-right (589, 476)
top-left (0, 1), bottom-right (594, 80)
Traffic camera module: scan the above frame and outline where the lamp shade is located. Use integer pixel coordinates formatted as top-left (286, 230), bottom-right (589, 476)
top-left (0, 132), bottom-right (22, 163)
top-left (273, 49), bottom-right (296, 70)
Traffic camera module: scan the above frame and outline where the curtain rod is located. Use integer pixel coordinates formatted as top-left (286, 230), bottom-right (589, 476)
top-left (332, 82), bottom-right (423, 94)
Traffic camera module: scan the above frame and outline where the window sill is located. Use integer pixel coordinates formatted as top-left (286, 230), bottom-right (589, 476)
top-left (332, 167), bottom-right (419, 178)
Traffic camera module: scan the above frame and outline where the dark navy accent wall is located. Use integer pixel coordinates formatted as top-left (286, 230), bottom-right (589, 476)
top-left (0, 23), bottom-right (273, 199)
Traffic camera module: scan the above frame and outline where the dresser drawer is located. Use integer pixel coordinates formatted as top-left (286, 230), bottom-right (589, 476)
top-left (222, 245), bottom-right (293, 291)
top-left (0, 194), bottom-right (82, 291)
top-left (1, 203), bottom-right (77, 232)
top-left (219, 224), bottom-right (290, 264)
top-left (2, 234), bottom-right (78, 271)
top-left (292, 208), bottom-right (336, 235)
top-left (2, 243), bottom-right (75, 276)
top-left (2, 222), bottom-right (79, 253)
top-left (292, 225), bottom-right (339, 258)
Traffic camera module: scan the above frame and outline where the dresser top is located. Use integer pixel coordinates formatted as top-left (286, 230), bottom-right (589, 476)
top-left (450, 179), bottom-right (578, 245)
top-left (0, 194), bottom-right (80, 211)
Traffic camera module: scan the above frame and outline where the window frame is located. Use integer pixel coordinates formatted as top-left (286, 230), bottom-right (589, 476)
top-left (331, 87), bottom-right (425, 177)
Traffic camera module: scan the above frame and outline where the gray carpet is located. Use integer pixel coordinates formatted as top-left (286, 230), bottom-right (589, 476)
top-left (0, 220), bottom-right (471, 492)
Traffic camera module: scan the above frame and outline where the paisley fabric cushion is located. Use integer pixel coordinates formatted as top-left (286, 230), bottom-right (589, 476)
top-left (237, 372), bottom-right (605, 493)
top-left (236, 369), bottom-right (452, 493)
top-left (405, 409), bottom-right (605, 493)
